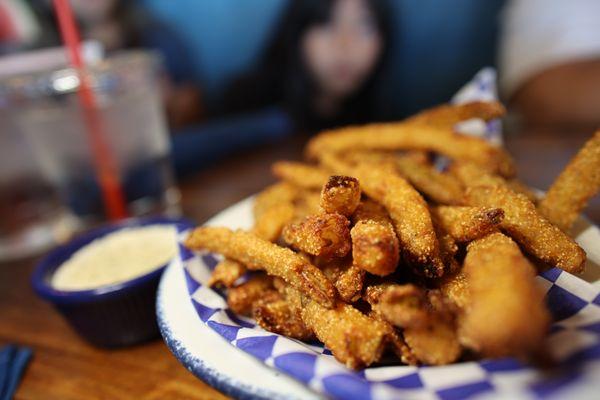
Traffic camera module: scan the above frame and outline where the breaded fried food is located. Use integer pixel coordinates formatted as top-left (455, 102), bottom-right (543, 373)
top-left (272, 161), bottom-right (330, 190)
top-left (539, 130), bottom-right (600, 231)
top-left (438, 270), bottom-right (469, 310)
top-left (319, 175), bottom-right (361, 216)
top-left (406, 101), bottom-right (506, 129)
top-left (252, 290), bottom-right (314, 340)
top-left (432, 206), bottom-right (504, 242)
top-left (307, 123), bottom-right (515, 177)
top-left (454, 162), bottom-right (586, 273)
top-left (334, 264), bottom-right (365, 303)
top-left (386, 326), bottom-right (419, 366)
top-left (322, 155), bottom-right (445, 277)
top-left (253, 202), bottom-right (295, 242)
top-left (185, 227), bottom-right (336, 307)
top-left (403, 317), bottom-right (461, 366)
top-left (301, 300), bottom-right (390, 369)
top-left (364, 283), bottom-right (430, 329)
top-left (294, 190), bottom-right (321, 220)
top-left (460, 232), bottom-right (550, 357)
top-left (208, 258), bottom-right (246, 288)
top-left (227, 274), bottom-right (273, 315)
top-left (283, 213), bottom-right (351, 258)
top-left (253, 182), bottom-right (298, 218)
top-left (351, 200), bottom-right (400, 276)
top-left (394, 156), bottom-right (464, 205)
top-left (506, 179), bottom-right (538, 203)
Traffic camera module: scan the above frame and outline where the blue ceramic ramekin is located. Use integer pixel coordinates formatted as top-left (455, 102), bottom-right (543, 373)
top-left (31, 216), bottom-right (194, 348)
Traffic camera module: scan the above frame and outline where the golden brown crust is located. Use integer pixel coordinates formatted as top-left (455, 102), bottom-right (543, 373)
top-left (208, 258), bottom-right (247, 288)
top-left (283, 213), bottom-right (351, 258)
top-left (253, 182), bottom-right (298, 219)
top-left (438, 270), bottom-right (469, 310)
top-left (403, 318), bottom-right (461, 365)
top-left (319, 175), bottom-right (361, 216)
top-left (364, 284), bottom-right (430, 329)
top-left (252, 290), bottom-right (315, 340)
top-left (394, 156), bottom-right (464, 205)
top-left (453, 162), bottom-right (586, 273)
top-left (185, 227), bottom-right (337, 307)
top-left (405, 101), bottom-right (506, 129)
top-left (351, 200), bottom-right (400, 276)
top-left (432, 206), bottom-right (504, 242)
top-left (460, 232), bottom-right (550, 358)
top-left (539, 130), bottom-right (600, 231)
top-left (301, 301), bottom-right (390, 369)
top-left (227, 274), bottom-right (273, 315)
top-left (334, 264), bottom-right (365, 303)
top-left (252, 202), bottom-right (296, 242)
top-left (307, 123), bottom-right (515, 177)
top-left (271, 161), bottom-right (330, 190)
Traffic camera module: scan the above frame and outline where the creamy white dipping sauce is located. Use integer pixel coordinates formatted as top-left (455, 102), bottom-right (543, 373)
top-left (52, 225), bottom-right (178, 291)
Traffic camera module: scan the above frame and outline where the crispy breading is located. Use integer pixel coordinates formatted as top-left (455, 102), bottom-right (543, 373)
top-left (539, 130), bottom-right (600, 231)
top-left (272, 161), bottom-right (330, 190)
top-left (307, 123), bottom-right (515, 177)
top-left (334, 264), bottom-right (365, 303)
top-left (227, 274), bottom-right (273, 315)
top-left (208, 258), bottom-right (246, 288)
top-left (322, 155), bottom-right (445, 277)
top-left (283, 213), bottom-right (351, 258)
top-left (403, 317), bottom-right (461, 366)
top-left (185, 227), bottom-right (336, 307)
top-left (364, 283), bottom-right (430, 329)
top-left (386, 327), bottom-right (419, 366)
top-left (438, 270), bottom-right (469, 310)
top-left (432, 206), bottom-right (504, 242)
top-left (351, 200), bottom-right (400, 276)
top-left (253, 182), bottom-right (298, 219)
top-left (252, 290), bottom-right (314, 340)
top-left (319, 175), bottom-right (361, 216)
top-left (453, 162), bottom-right (586, 273)
top-left (406, 101), bottom-right (506, 129)
top-left (253, 202), bottom-right (296, 242)
top-left (506, 179), bottom-right (538, 204)
top-left (294, 190), bottom-right (321, 220)
top-left (394, 156), bottom-right (464, 205)
top-left (301, 300), bottom-right (390, 369)
top-left (460, 232), bottom-right (550, 357)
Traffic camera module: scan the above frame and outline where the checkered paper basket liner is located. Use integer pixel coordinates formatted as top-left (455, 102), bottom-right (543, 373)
top-left (178, 69), bottom-right (600, 400)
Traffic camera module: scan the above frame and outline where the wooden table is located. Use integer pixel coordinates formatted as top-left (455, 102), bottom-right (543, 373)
top-left (1, 130), bottom-right (598, 399)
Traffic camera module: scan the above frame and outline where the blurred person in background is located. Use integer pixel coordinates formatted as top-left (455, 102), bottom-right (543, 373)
top-left (219, 0), bottom-right (391, 131)
top-left (500, 0), bottom-right (600, 130)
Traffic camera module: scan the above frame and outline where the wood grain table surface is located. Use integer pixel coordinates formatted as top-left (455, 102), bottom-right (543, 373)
top-left (1, 129), bottom-right (598, 400)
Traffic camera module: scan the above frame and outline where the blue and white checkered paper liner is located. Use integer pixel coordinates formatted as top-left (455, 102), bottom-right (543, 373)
top-left (178, 69), bottom-right (600, 400)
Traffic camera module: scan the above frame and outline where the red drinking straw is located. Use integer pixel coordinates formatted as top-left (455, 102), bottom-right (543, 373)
top-left (52, 0), bottom-right (128, 220)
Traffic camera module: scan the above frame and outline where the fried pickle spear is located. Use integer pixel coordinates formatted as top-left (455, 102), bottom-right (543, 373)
top-left (307, 123), bottom-right (515, 177)
top-left (253, 182), bottom-right (297, 241)
top-left (208, 258), bottom-right (247, 288)
top-left (334, 264), bottom-right (365, 303)
top-left (227, 274), bottom-right (273, 315)
top-left (283, 213), bottom-right (351, 258)
top-left (539, 130), bottom-right (600, 231)
top-left (365, 284), bottom-right (461, 365)
top-left (364, 283), bottom-right (430, 329)
top-left (438, 270), bottom-right (469, 310)
top-left (320, 175), bottom-right (361, 216)
top-left (252, 290), bottom-right (314, 340)
top-left (302, 300), bottom-right (390, 369)
top-left (185, 227), bottom-right (336, 307)
top-left (351, 200), bottom-right (400, 276)
top-left (321, 154), bottom-right (445, 277)
top-left (432, 206), bottom-right (504, 242)
top-left (394, 156), bottom-right (464, 205)
top-left (272, 161), bottom-right (330, 190)
top-left (453, 162), bottom-right (586, 273)
top-left (460, 232), bottom-right (550, 358)
top-left (405, 101), bottom-right (506, 129)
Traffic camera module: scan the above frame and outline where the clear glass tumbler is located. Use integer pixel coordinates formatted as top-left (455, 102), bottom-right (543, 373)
top-left (0, 51), bottom-right (180, 258)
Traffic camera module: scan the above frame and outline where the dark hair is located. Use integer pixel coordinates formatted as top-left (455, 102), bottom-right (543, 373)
top-left (221, 0), bottom-right (392, 130)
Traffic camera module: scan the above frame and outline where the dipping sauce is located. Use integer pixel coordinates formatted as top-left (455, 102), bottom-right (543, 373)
top-left (52, 225), bottom-right (177, 291)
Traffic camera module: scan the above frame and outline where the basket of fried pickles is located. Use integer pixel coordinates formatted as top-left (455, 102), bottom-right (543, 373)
top-left (185, 101), bottom-right (600, 369)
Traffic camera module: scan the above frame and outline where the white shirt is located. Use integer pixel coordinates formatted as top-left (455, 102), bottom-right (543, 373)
top-left (499, 0), bottom-right (600, 97)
